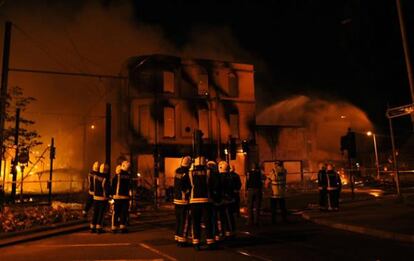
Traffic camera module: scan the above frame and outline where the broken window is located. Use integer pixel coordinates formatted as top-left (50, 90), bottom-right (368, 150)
top-left (163, 71), bottom-right (175, 93)
top-left (228, 72), bottom-right (238, 97)
top-left (138, 105), bottom-right (150, 138)
top-left (198, 73), bottom-right (208, 95)
top-left (163, 106), bottom-right (175, 137)
top-left (229, 113), bottom-right (239, 138)
top-left (198, 109), bottom-right (209, 139)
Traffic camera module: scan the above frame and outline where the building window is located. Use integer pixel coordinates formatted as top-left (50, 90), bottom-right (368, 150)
top-left (228, 73), bottom-right (238, 97)
top-left (163, 107), bottom-right (175, 137)
top-left (229, 113), bottom-right (239, 138)
top-left (138, 105), bottom-right (150, 138)
top-left (163, 71), bottom-right (175, 93)
top-left (135, 71), bottom-right (153, 93)
top-left (198, 73), bottom-right (208, 95)
top-left (198, 109), bottom-right (209, 138)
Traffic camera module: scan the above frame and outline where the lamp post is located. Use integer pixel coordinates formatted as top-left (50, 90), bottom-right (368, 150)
top-left (366, 131), bottom-right (380, 180)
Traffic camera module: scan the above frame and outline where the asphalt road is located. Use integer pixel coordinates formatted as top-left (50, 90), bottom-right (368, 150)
top-left (0, 208), bottom-right (412, 261)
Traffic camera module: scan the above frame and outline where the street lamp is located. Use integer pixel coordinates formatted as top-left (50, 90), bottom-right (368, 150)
top-left (366, 131), bottom-right (380, 180)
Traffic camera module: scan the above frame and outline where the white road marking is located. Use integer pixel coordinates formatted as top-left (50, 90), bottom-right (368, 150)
top-left (33, 243), bottom-right (132, 247)
top-left (138, 243), bottom-right (178, 261)
top-left (236, 250), bottom-right (273, 261)
top-left (77, 259), bottom-right (163, 261)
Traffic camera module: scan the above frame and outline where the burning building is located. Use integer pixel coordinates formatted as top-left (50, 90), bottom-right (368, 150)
top-left (117, 54), bottom-right (256, 196)
top-left (256, 95), bottom-right (373, 181)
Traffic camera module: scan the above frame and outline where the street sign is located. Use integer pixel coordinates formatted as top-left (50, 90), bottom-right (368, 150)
top-left (386, 103), bottom-right (414, 119)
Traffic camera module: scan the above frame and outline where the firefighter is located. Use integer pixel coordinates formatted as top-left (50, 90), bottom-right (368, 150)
top-left (326, 164), bottom-right (341, 211)
top-left (269, 161), bottom-right (288, 223)
top-left (111, 161), bottom-right (131, 233)
top-left (219, 161), bottom-right (236, 239)
top-left (207, 160), bottom-right (223, 242)
top-left (83, 161), bottom-right (99, 217)
top-left (317, 163), bottom-right (328, 211)
top-left (230, 165), bottom-right (242, 217)
top-left (173, 156), bottom-right (192, 246)
top-left (246, 162), bottom-right (263, 226)
top-left (91, 163), bottom-right (110, 233)
top-left (189, 156), bottom-right (215, 250)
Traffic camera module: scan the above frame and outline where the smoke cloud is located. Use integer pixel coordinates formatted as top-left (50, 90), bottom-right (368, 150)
top-left (0, 0), bottom-right (260, 175)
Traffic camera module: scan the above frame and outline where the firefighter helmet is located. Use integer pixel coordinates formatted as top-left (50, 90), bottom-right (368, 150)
top-left (207, 161), bottom-right (216, 168)
top-left (218, 161), bottom-right (229, 173)
top-left (180, 156), bottom-right (192, 168)
top-left (99, 163), bottom-right (109, 174)
top-left (92, 161), bottom-right (99, 172)
top-left (193, 156), bottom-right (206, 166)
top-left (121, 160), bottom-right (130, 171)
top-left (115, 165), bottom-right (122, 175)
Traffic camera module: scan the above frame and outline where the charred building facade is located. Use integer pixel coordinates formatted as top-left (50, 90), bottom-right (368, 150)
top-left (120, 55), bottom-right (255, 194)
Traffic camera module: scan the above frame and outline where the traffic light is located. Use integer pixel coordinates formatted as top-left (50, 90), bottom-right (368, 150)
top-left (242, 139), bottom-right (249, 154)
top-left (347, 131), bottom-right (356, 158)
top-left (340, 130), bottom-right (356, 158)
top-left (229, 137), bottom-right (237, 160)
top-left (340, 135), bottom-right (347, 152)
top-left (18, 149), bottom-right (29, 164)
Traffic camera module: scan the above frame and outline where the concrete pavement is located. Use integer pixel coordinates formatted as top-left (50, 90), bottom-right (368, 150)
top-left (1, 211), bottom-right (413, 261)
top-left (301, 193), bottom-right (414, 244)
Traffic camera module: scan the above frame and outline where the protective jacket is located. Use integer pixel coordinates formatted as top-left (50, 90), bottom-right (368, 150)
top-left (270, 166), bottom-right (287, 198)
top-left (88, 171), bottom-right (97, 195)
top-left (230, 171), bottom-right (242, 196)
top-left (189, 165), bottom-right (210, 204)
top-left (318, 169), bottom-right (327, 190)
top-left (173, 166), bottom-right (191, 205)
top-left (326, 170), bottom-right (341, 191)
top-left (222, 172), bottom-right (235, 204)
top-left (209, 167), bottom-right (222, 205)
top-left (112, 170), bottom-right (131, 200)
top-left (246, 169), bottom-right (263, 189)
top-left (94, 172), bottom-right (110, 201)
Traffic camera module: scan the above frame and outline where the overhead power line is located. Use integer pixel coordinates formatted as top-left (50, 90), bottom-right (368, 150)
top-left (9, 68), bottom-right (126, 80)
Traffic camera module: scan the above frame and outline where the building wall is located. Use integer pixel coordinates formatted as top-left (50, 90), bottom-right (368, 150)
top-left (125, 55), bottom-right (255, 192)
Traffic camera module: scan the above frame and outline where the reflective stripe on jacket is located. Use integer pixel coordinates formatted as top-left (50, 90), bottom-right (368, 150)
top-left (112, 170), bottom-right (131, 200)
top-left (93, 173), bottom-right (109, 201)
top-left (189, 165), bottom-right (210, 204)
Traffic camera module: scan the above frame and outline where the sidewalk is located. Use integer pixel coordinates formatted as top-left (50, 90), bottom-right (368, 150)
top-left (301, 193), bottom-right (414, 244)
top-left (0, 203), bottom-right (174, 248)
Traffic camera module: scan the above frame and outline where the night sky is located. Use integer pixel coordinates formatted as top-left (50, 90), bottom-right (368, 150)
top-left (134, 0), bottom-right (414, 134)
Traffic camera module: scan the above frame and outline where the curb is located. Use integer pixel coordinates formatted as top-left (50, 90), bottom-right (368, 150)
top-left (0, 220), bottom-right (89, 248)
top-left (301, 212), bottom-right (414, 244)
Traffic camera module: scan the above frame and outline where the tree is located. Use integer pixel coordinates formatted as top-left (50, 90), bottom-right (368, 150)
top-left (3, 86), bottom-right (42, 154)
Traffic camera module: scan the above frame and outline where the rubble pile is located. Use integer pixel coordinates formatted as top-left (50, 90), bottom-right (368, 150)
top-left (0, 202), bottom-right (82, 233)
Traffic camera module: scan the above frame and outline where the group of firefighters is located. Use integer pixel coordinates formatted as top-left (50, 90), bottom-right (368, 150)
top-left (173, 156), bottom-right (241, 250)
top-left (317, 163), bottom-right (342, 211)
top-left (173, 156), bottom-right (290, 250)
top-left (81, 155), bottom-right (340, 249)
top-left (83, 160), bottom-right (132, 233)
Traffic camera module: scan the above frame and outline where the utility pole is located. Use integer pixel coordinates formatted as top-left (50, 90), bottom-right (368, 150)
top-left (48, 138), bottom-right (55, 204)
top-left (0, 21), bottom-right (12, 182)
top-left (396, 0), bottom-right (414, 125)
top-left (388, 118), bottom-right (401, 197)
top-left (153, 87), bottom-right (159, 209)
top-left (11, 108), bottom-right (20, 202)
top-left (105, 103), bottom-right (111, 170)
